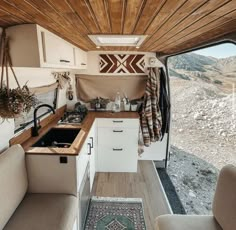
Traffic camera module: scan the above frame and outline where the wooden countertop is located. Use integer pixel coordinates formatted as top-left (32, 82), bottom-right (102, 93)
top-left (22, 111), bottom-right (139, 156)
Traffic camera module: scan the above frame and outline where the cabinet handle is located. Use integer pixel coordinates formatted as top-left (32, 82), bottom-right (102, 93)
top-left (113, 120), bottom-right (123, 123)
top-left (60, 59), bottom-right (70, 63)
top-left (89, 137), bottom-right (94, 148)
top-left (88, 143), bottom-right (92, 155)
top-left (113, 130), bottom-right (123, 133)
top-left (113, 148), bottom-right (123, 151)
top-left (81, 63), bottom-right (86, 65)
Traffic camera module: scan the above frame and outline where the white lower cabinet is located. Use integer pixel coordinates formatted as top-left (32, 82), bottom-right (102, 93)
top-left (76, 120), bottom-right (96, 192)
top-left (76, 143), bottom-right (90, 191)
top-left (88, 121), bottom-right (96, 190)
top-left (97, 118), bottom-right (139, 172)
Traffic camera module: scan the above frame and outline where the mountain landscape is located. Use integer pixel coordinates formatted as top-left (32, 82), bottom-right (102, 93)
top-left (166, 52), bottom-right (236, 215)
top-left (168, 53), bottom-right (236, 91)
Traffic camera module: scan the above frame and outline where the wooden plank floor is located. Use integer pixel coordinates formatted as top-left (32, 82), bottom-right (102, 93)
top-left (92, 160), bottom-right (171, 230)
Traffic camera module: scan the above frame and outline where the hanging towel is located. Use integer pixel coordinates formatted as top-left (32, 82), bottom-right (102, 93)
top-left (159, 67), bottom-right (171, 140)
top-left (139, 67), bottom-right (162, 154)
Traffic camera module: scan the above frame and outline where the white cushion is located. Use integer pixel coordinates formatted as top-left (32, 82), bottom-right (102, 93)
top-left (156, 215), bottom-right (222, 230)
top-left (4, 194), bottom-right (77, 230)
top-left (0, 145), bottom-right (28, 229)
top-left (213, 164), bottom-right (236, 230)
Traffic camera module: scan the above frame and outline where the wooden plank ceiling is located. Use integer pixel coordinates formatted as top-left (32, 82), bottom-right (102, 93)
top-left (0, 0), bottom-right (236, 55)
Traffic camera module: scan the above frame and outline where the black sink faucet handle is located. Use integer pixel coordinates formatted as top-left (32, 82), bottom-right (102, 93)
top-left (37, 118), bottom-right (41, 128)
top-left (32, 104), bottom-right (55, 137)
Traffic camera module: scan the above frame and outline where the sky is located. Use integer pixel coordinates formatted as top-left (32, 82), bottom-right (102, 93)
top-left (193, 43), bottom-right (236, 59)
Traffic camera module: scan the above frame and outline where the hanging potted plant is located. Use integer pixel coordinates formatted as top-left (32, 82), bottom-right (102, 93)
top-left (0, 29), bottom-right (38, 119)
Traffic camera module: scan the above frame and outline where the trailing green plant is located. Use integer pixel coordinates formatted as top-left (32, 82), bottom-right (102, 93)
top-left (0, 29), bottom-right (38, 120)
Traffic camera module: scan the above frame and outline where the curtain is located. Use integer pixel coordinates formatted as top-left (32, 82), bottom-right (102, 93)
top-left (29, 82), bottom-right (58, 95)
top-left (76, 74), bottom-right (147, 102)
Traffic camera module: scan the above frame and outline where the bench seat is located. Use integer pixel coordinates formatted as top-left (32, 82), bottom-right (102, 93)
top-left (0, 145), bottom-right (77, 230)
top-left (156, 215), bottom-right (222, 230)
top-left (4, 193), bottom-right (77, 230)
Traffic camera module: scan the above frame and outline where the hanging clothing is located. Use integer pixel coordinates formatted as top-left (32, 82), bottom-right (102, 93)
top-left (159, 67), bottom-right (171, 140)
top-left (139, 67), bottom-right (162, 149)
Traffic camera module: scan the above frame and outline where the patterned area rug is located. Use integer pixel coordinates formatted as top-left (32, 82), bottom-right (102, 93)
top-left (85, 197), bottom-right (146, 230)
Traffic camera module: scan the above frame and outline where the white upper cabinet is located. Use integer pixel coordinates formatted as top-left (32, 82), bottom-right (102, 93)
top-left (41, 30), bottom-right (75, 67)
top-left (6, 24), bottom-right (87, 69)
top-left (75, 47), bottom-right (87, 69)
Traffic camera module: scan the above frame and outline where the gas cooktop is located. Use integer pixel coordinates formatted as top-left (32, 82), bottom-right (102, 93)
top-left (58, 111), bottom-right (86, 125)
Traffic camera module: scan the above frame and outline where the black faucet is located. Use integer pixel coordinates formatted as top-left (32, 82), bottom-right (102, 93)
top-left (32, 104), bottom-right (55, 136)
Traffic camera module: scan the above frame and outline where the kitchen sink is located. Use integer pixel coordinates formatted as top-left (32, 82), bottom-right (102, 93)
top-left (32, 128), bottom-right (81, 148)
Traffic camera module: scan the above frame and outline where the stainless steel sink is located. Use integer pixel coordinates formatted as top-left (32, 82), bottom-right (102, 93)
top-left (32, 128), bottom-right (81, 148)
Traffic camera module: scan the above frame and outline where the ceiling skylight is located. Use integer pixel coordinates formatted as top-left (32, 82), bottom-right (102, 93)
top-left (88, 35), bottom-right (147, 47)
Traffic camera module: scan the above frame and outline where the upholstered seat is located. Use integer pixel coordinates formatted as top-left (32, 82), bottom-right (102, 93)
top-left (0, 145), bottom-right (77, 230)
top-left (156, 215), bottom-right (222, 230)
top-left (4, 194), bottom-right (77, 230)
top-left (156, 164), bottom-right (236, 230)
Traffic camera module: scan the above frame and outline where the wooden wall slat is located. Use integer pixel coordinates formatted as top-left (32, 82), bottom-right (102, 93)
top-left (144, 0), bottom-right (187, 35)
top-left (0, 0), bottom-right (235, 54)
top-left (123, 0), bottom-right (145, 34)
top-left (150, 1), bottom-right (236, 51)
top-left (141, 0), bottom-right (209, 49)
top-left (133, 0), bottom-right (166, 34)
top-left (158, 10), bottom-right (236, 53)
top-left (89, 0), bottom-right (111, 33)
top-left (145, 0), bottom-right (231, 51)
top-left (165, 19), bottom-right (236, 54)
top-left (5, 0), bottom-right (94, 50)
top-left (108, 0), bottom-right (123, 34)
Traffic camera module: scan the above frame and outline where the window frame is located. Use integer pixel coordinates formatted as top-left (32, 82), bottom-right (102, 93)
top-left (14, 87), bottom-right (58, 134)
top-left (163, 40), bottom-right (236, 168)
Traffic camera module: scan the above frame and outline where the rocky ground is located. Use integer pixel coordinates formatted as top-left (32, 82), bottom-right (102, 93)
top-left (167, 146), bottom-right (218, 215)
top-left (166, 77), bottom-right (235, 214)
top-left (170, 78), bottom-right (236, 169)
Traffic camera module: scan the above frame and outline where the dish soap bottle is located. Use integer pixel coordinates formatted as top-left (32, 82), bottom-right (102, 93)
top-left (114, 92), bottom-right (121, 112)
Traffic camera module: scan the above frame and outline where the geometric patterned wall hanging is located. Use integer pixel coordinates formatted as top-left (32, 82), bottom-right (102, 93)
top-left (99, 54), bottom-right (145, 73)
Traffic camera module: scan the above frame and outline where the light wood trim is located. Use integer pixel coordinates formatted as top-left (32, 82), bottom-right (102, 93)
top-left (14, 111), bottom-right (139, 156)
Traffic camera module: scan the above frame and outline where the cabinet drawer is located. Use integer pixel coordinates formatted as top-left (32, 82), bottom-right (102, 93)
top-left (97, 147), bottom-right (137, 172)
top-left (98, 128), bottom-right (138, 147)
top-left (97, 118), bottom-right (139, 128)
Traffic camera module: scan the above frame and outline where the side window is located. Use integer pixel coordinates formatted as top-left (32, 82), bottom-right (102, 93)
top-left (14, 88), bottom-right (58, 133)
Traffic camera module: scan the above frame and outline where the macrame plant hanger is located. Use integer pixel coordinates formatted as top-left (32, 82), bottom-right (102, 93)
top-left (0, 29), bottom-right (37, 119)
top-left (1, 30), bottom-right (21, 91)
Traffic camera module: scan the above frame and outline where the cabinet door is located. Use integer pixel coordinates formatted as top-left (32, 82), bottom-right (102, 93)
top-left (88, 122), bottom-right (96, 190)
top-left (41, 31), bottom-right (75, 67)
top-left (75, 48), bottom-right (87, 69)
top-left (59, 41), bottom-right (75, 66)
top-left (77, 144), bottom-right (90, 191)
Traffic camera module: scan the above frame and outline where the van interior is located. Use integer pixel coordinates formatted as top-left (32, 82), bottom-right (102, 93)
top-left (0, 1), bottom-right (235, 230)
